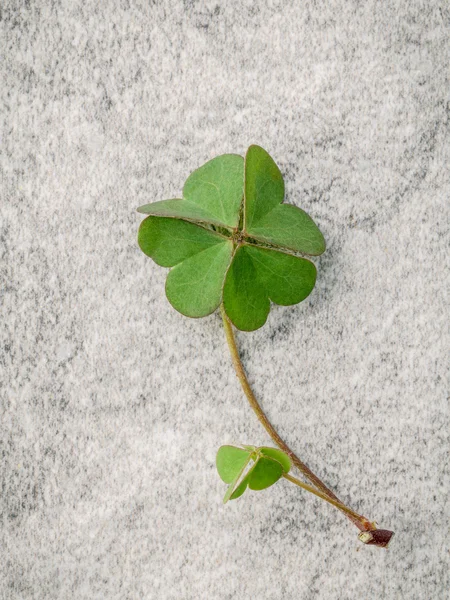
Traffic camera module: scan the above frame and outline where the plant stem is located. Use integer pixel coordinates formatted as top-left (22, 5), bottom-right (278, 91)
top-left (283, 473), bottom-right (366, 523)
top-left (220, 305), bottom-right (394, 547)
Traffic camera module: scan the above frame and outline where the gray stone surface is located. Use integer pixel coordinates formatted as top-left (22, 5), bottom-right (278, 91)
top-left (1, 1), bottom-right (449, 598)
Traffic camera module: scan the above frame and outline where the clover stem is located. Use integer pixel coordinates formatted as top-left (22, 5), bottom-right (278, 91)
top-left (220, 305), bottom-right (394, 547)
top-left (282, 473), bottom-right (367, 522)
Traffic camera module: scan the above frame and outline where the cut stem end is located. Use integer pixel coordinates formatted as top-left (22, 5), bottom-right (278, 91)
top-left (358, 529), bottom-right (395, 549)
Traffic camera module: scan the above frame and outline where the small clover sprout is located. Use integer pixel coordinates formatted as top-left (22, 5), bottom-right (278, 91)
top-left (216, 445), bottom-right (291, 503)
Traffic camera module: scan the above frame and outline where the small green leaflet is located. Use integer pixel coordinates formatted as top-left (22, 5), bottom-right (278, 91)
top-left (258, 447), bottom-right (292, 473)
top-left (216, 445), bottom-right (291, 503)
top-left (137, 154), bottom-right (245, 228)
top-left (216, 446), bottom-right (252, 484)
top-left (137, 145), bottom-right (325, 331)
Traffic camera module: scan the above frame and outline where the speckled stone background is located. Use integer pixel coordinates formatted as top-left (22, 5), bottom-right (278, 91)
top-left (1, 1), bottom-right (449, 598)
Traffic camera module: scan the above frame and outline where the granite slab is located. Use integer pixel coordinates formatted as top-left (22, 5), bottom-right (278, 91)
top-left (1, 1), bottom-right (449, 598)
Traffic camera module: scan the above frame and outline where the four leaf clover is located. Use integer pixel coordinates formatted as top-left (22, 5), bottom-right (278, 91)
top-left (137, 145), bottom-right (325, 331)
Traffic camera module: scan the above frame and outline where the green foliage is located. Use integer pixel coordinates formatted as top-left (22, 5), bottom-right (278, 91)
top-left (223, 245), bottom-right (317, 331)
top-left (216, 445), bottom-right (291, 504)
top-left (259, 447), bottom-right (292, 473)
top-left (247, 457), bottom-right (284, 490)
top-left (137, 145), bottom-right (325, 331)
top-left (166, 242), bottom-right (234, 318)
top-left (216, 445), bottom-right (252, 484)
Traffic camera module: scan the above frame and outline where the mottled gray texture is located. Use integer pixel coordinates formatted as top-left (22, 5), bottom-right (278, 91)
top-left (1, 1), bottom-right (449, 598)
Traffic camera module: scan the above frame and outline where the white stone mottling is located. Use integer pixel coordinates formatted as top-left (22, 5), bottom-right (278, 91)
top-left (1, 1), bottom-right (449, 598)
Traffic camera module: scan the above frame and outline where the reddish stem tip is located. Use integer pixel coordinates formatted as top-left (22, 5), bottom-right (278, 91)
top-left (358, 529), bottom-right (395, 548)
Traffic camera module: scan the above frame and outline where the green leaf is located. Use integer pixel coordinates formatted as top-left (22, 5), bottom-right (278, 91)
top-left (259, 447), bottom-right (291, 473)
top-left (229, 476), bottom-right (249, 500)
top-left (223, 245), bottom-right (317, 331)
top-left (244, 145), bottom-right (284, 229)
top-left (224, 461), bottom-right (256, 502)
top-left (166, 241), bottom-right (233, 317)
top-left (183, 154), bottom-right (244, 228)
top-left (137, 198), bottom-right (224, 227)
top-left (222, 245), bottom-right (269, 331)
top-left (221, 453), bottom-right (253, 504)
top-left (244, 145), bottom-right (325, 256)
top-left (216, 446), bottom-right (251, 484)
top-left (223, 480), bottom-right (237, 504)
top-left (248, 457), bottom-right (284, 490)
top-left (245, 245), bottom-right (317, 306)
top-left (138, 216), bottom-right (226, 267)
top-left (138, 154), bottom-right (244, 228)
top-left (247, 204), bottom-right (326, 256)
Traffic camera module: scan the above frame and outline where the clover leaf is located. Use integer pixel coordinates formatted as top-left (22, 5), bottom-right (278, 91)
top-left (216, 445), bottom-right (291, 503)
top-left (137, 145), bottom-right (325, 331)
